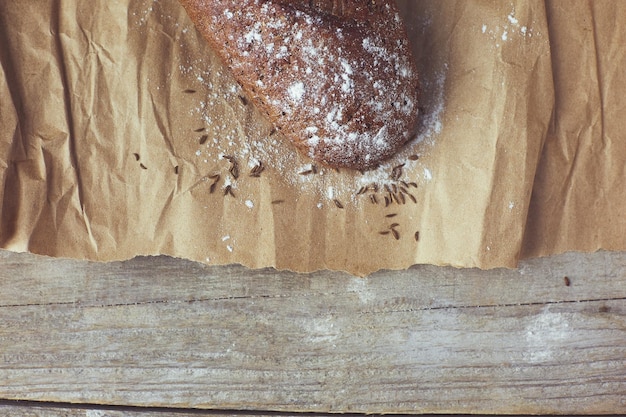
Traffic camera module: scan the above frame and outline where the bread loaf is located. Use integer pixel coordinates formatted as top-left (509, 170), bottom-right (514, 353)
top-left (179, 0), bottom-right (420, 170)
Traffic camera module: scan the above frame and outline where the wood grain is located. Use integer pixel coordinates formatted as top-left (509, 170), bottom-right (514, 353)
top-left (0, 403), bottom-right (319, 417)
top-left (0, 249), bottom-right (625, 414)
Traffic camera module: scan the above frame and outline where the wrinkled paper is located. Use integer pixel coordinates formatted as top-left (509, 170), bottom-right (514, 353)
top-left (0, 0), bottom-right (617, 276)
top-left (522, 0), bottom-right (626, 259)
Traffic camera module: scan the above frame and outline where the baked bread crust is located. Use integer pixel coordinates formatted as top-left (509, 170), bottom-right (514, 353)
top-left (179, 0), bottom-right (420, 170)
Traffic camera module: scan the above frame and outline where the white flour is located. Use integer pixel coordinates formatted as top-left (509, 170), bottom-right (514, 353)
top-left (134, 1), bottom-right (447, 207)
top-left (183, 56), bottom-right (446, 208)
top-left (481, 8), bottom-right (537, 48)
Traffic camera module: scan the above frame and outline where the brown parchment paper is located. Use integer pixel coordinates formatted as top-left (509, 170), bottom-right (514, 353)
top-left (0, 0), bottom-right (555, 276)
top-left (522, 0), bottom-right (626, 258)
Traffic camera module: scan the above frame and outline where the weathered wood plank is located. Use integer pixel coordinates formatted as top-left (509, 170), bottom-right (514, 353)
top-left (0, 403), bottom-right (322, 417)
top-left (1, 250), bottom-right (624, 308)
top-left (0, 249), bottom-right (625, 414)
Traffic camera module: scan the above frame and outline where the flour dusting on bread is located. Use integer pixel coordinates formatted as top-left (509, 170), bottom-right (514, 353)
top-left (179, 0), bottom-right (420, 170)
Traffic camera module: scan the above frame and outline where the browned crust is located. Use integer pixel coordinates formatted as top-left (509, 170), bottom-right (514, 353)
top-left (179, 0), bottom-right (420, 170)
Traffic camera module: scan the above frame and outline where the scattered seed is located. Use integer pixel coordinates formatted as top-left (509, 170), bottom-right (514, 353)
top-left (380, 222), bottom-right (401, 240)
top-left (208, 174), bottom-right (220, 194)
top-left (271, 199), bottom-right (285, 205)
top-left (199, 134), bottom-right (209, 145)
top-left (249, 161), bottom-right (265, 177)
top-left (414, 231), bottom-right (420, 242)
top-left (564, 276), bottom-right (571, 287)
top-left (183, 89), bottom-right (197, 94)
top-left (384, 196), bottom-right (391, 207)
top-left (334, 199), bottom-right (344, 209)
top-left (409, 182), bottom-right (418, 188)
top-left (357, 186), bottom-right (367, 195)
top-left (139, 163), bottom-right (147, 170)
top-left (398, 192), bottom-right (406, 204)
top-left (392, 183), bottom-right (398, 194)
top-left (391, 163), bottom-right (405, 181)
top-left (386, 213), bottom-right (398, 218)
top-left (133, 153), bottom-right (140, 161)
top-left (369, 194), bottom-right (378, 204)
top-left (224, 185), bottom-right (235, 197)
top-left (269, 127), bottom-right (277, 136)
top-left (408, 154), bottom-right (420, 161)
top-left (194, 127), bottom-right (206, 132)
top-left (174, 166), bottom-right (179, 174)
top-left (230, 164), bottom-right (240, 179)
top-left (299, 169), bottom-right (315, 176)
top-left (406, 192), bottom-right (417, 204)
top-left (222, 156), bottom-right (239, 179)
top-left (238, 95), bottom-right (248, 105)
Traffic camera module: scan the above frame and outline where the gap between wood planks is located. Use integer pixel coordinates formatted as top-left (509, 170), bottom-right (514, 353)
top-left (0, 399), bottom-right (555, 416)
top-left (0, 294), bottom-right (623, 312)
top-left (0, 398), bottom-right (433, 416)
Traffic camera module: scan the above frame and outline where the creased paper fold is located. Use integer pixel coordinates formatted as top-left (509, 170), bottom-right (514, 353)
top-left (1, 0), bottom-right (621, 276)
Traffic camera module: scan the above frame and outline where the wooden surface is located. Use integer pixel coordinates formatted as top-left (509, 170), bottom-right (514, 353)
top-left (0, 404), bottom-right (297, 417)
top-left (0, 248), bottom-right (624, 415)
top-left (0, 403), bottom-right (337, 417)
